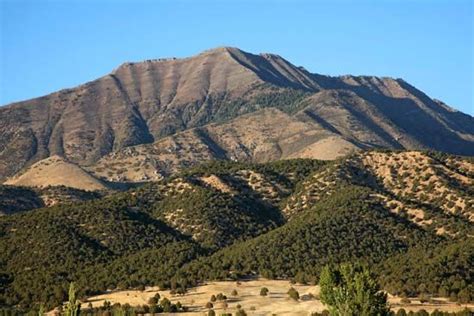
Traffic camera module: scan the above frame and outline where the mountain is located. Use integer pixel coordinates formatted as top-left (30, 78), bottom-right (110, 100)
top-left (1, 47), bottom-right (473, 187)
top-left (1, 151), bottom-right (472, 309)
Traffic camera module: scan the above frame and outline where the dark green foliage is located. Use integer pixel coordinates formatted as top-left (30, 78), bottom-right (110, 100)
top-left (151, 185), bottom-right (282, 248)
top-left (260, 287), bottom-right (269, 296)
top-left (0, 189), bottom-right (201, 308)
top-left (76, 298), bottom-right (184, 315)
top-left (206, 85), bottom-right (311, 123)
top-left (147, 293), bottom-right (160, 305)
top-left (379, 239), bottom-right (474, 299)
top-left (251, 85), bottom-right (311, 114)
top-left (76, 241), bottom-right (202, 296)
top-left (181, 158), bottom-right (326, 188)
top-left (235, 308), bottom-right (248, 316)
top-left (64, 283), bottom-right (79, 316)
top-left (396, 309), bottom-right (407, 316)
top-left (2, 159), bottom-right (319, 308)
top-left (287, 287), bottom-right (299, 300)
top-left (0, 185), bottom-right (103, 215)
top-left (160, 298), bottom-right (174, 312)
top-left (0, 185), bottom-right (44, 215)
top-left (319, 263), bottom-right (390, 316)
top-left (178, 186), bottom-right (440, 283)
top-left (0, 154), bottom-right (472, 310)
top-left (216, 293), bottom-right (227, 301)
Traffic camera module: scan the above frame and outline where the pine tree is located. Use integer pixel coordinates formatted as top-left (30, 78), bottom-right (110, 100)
top-left (37, 304), bottom-right (45, 316)
top-left (319, 263), bottom-right (390, 316)
top-left (64, 283), bottom-right (80, 316)
top-left (396, 309), bottom-right (407, 316)
top-left (287, 287), bottom-right (299, 300)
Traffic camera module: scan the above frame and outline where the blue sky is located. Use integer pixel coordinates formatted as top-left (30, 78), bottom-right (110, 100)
top-left (1, 0), bottom-right (473, 115)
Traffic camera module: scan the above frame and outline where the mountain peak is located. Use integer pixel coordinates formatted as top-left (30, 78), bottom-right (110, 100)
top-left (112, 46), bottom-right (246, 74)
top-left (0, 47), bottom-right (473, 183)
top-left (259, 52), bottom-right (283, 59)
top-left (201, 46), bottom-right (243, 54)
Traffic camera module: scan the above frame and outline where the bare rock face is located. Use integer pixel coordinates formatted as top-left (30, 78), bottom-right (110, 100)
top-left (1, 47), bottom-right (473, 183)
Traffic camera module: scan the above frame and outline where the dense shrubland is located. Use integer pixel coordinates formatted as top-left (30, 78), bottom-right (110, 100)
top-left (0, 153), bottom-right (472, 311)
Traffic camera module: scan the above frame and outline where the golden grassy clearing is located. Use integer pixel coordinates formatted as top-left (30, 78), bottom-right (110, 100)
top-left (83, 279), bottom-right (473, 315)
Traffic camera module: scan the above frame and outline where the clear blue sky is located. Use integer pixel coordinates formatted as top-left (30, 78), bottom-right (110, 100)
top-left (1, 0), bottom-right (473, 115)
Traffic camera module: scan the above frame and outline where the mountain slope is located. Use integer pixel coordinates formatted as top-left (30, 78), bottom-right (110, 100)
top-left (0, 151), bottom-right (472, 309)
top-left (178, 186), bottom-right (443, 282)
top-left (177, 152), bottom-right (473, 298)
top-left (0, 185), bottom-right (102, 215)
top-left (1, 47), bottom-right (473, 183)
top-left (88, 108), bottom-right (357, 182)
top-left (0, 158), bottom-right (323, 308)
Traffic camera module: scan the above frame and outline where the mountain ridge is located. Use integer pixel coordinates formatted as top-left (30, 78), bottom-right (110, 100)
top-left (1, 47), bottom-right (473, 186)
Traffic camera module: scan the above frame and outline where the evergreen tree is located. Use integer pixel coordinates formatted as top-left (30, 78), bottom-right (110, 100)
top-left (395, 309), bottom-right (407, 316)
top-left (319, 263), bottom-right (390, 316)
top-left (148, 293), bottom-right (160, 305)
top-left (235, 309), bottom-right (247, 316)
top-left (287, 287), bottom-right (299, 300)
top-left (160, 298), bottom-right (172, 312)
top-left (37, 305), bottom-right (45, 316)
top-left (64, 283), bottom-right (80, 316)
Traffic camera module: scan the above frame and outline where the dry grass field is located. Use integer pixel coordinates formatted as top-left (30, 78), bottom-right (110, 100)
top-left (4, 155), bottom-right (108, 191)
top-left (83, 279), bottom-right (473, 315)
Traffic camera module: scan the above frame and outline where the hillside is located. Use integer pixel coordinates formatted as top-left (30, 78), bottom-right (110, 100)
top-left (178, 186), bottom-right (472, 298)
top-left (3, 156), bottom-right (108, 191)
top-left (1, 47), bottom-right (473, 185)
top-left (0, 185), bottom-right (102, 215)
top-left (88, 108), bottom-right (356, 182)
top-left (0, 151), bottom-right (472, 311)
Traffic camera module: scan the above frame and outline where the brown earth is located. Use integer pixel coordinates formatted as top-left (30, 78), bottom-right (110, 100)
top-left (1, 47), bottom-right (473, 187)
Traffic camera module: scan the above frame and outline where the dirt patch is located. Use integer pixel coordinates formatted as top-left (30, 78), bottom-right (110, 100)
top-left (200, 175), bottom-right (235, 194)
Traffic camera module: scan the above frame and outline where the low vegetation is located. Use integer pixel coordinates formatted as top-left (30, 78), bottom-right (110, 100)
top-left (0, 151), bottom-right (472, 314)
top-left (0, 184), bottom-right (102, 215)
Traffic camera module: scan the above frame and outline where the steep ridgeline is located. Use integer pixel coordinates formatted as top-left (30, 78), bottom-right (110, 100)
top-left (1, 47), bottom-right (473, 185)
top-left (0, 151), bottom-right (473, 310)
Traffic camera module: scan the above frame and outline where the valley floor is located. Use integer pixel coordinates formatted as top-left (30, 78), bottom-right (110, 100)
top-left (83, 279), bottom-right (474, 315)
